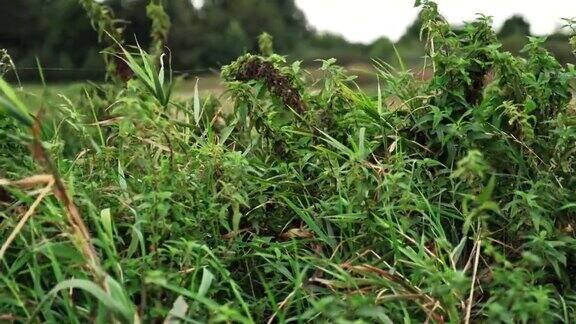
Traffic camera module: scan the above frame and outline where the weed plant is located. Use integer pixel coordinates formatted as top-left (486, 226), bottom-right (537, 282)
top-left (1, 1), bottom-right (576, 323)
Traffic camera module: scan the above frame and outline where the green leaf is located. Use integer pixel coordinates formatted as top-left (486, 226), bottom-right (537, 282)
top-left (106, 276), bottom-right (135, 318)
top-left (100, 208), bottom-right (113, 240)
top-left (478, 175), bottom-right (496, 204)
top-left (0, 95), bottom-right (32, 127)
top-left (193, 79), bottom-right (201, 125)
top-left (197, 268), bottom-right (215, 298)
top-left (33, 278), bottom-right (135, 322)
top-left (317, 128), bottom-right (355, 159)
top-left (117, 162), bottom-right (127, 191)
top-left (281, 196), bottom-right (335, 247)
top-left (0, 78), bottom-right (32, 127)
top-left (165, 296), bottom-right (189, 324)
top-left (377, 78), bottom-right (383, 115)
top-left (358, 127), bottom-right (366, 160)
top-left (158, 53), bottom-right (165, 87)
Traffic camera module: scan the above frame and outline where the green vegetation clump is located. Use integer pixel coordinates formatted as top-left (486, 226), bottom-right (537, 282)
top-left (1, 1), bottom-right (576, 323)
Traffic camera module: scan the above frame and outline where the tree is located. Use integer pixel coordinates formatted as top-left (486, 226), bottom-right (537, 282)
top-left (165, 0), bottom-right (311, 69)
top-left (0, 0), bottom-right (36, 59)
top-left (105, 0), bottom-right (152, 46)
top-left (398, 16), bottom-right (424, 45)
top-left (0, 0), bottom-right (102, 80)
top-left (369, 37), bottom-right (394, 62)
top-left (498, 15), bottom-right (531, 38)
top-left (164, 0), bottom-right (200, 67)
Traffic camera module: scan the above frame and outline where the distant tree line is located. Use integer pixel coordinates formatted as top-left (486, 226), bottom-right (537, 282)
top-left (0, 0), bottom-right (574, 81)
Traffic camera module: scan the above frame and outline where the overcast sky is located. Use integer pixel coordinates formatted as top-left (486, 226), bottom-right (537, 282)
top-left (294, 0), bottom-right (576, 43)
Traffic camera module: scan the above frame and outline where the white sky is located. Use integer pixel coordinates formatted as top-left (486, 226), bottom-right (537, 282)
top-left (295, 0), bottom-right (576, 43)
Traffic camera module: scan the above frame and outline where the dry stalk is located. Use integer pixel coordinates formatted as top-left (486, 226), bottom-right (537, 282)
top-left (0, 176), bottom-right (54, 260)
top-left (464, 238), bottom-right (482, 324)
top-left (29, 116), bottom-right (103, 281)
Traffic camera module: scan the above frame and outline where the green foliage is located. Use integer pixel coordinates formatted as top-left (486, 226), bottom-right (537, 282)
top-left (293, 33), bottom-right (370, 65)
top-left (566, 18), bottom-right (576, 54)
top-left (146, 0), bottom-right (171, 60)
top-left (116, 41), bottom-right (173, 106)
top-left (498, 15), bottom-right (532, 38)
top-left (258, 32), bottom-right (274, 57)
top-left (369, 37), bottom-right (394, 62)
top-left (0, 77), bottom-right (32, 126)
top-left (165, 0), bottom-right (311, 69)
top-left (78, 0), bottom-right (125, 80)
top-left (2, 2), bottom-right (576, 323)
top-left (2, 0), bottom-right (575, 82)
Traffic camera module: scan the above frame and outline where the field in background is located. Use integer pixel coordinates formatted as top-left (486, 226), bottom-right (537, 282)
top-left (19, 62), bottom-right (383, 113)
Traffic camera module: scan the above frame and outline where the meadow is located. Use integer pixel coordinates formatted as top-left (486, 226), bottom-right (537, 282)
top-left (1, 1), bottom-right (576, 323)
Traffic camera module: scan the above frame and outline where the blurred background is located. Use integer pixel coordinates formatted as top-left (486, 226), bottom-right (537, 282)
top-left (1, 0), bottom-right (575, 83)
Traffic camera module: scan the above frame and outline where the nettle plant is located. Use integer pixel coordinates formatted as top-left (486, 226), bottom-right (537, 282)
top-left (1, 1), bottom-right (576, 323)
top-left (217, 1), bottom-right (576, 321)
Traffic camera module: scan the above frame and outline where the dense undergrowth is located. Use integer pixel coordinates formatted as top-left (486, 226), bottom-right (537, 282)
top-left (1, 1), bottom-right (576, 323)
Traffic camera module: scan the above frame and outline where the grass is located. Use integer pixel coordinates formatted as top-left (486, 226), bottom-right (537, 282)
top-left (1, 1), bottom-right (576, 323)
